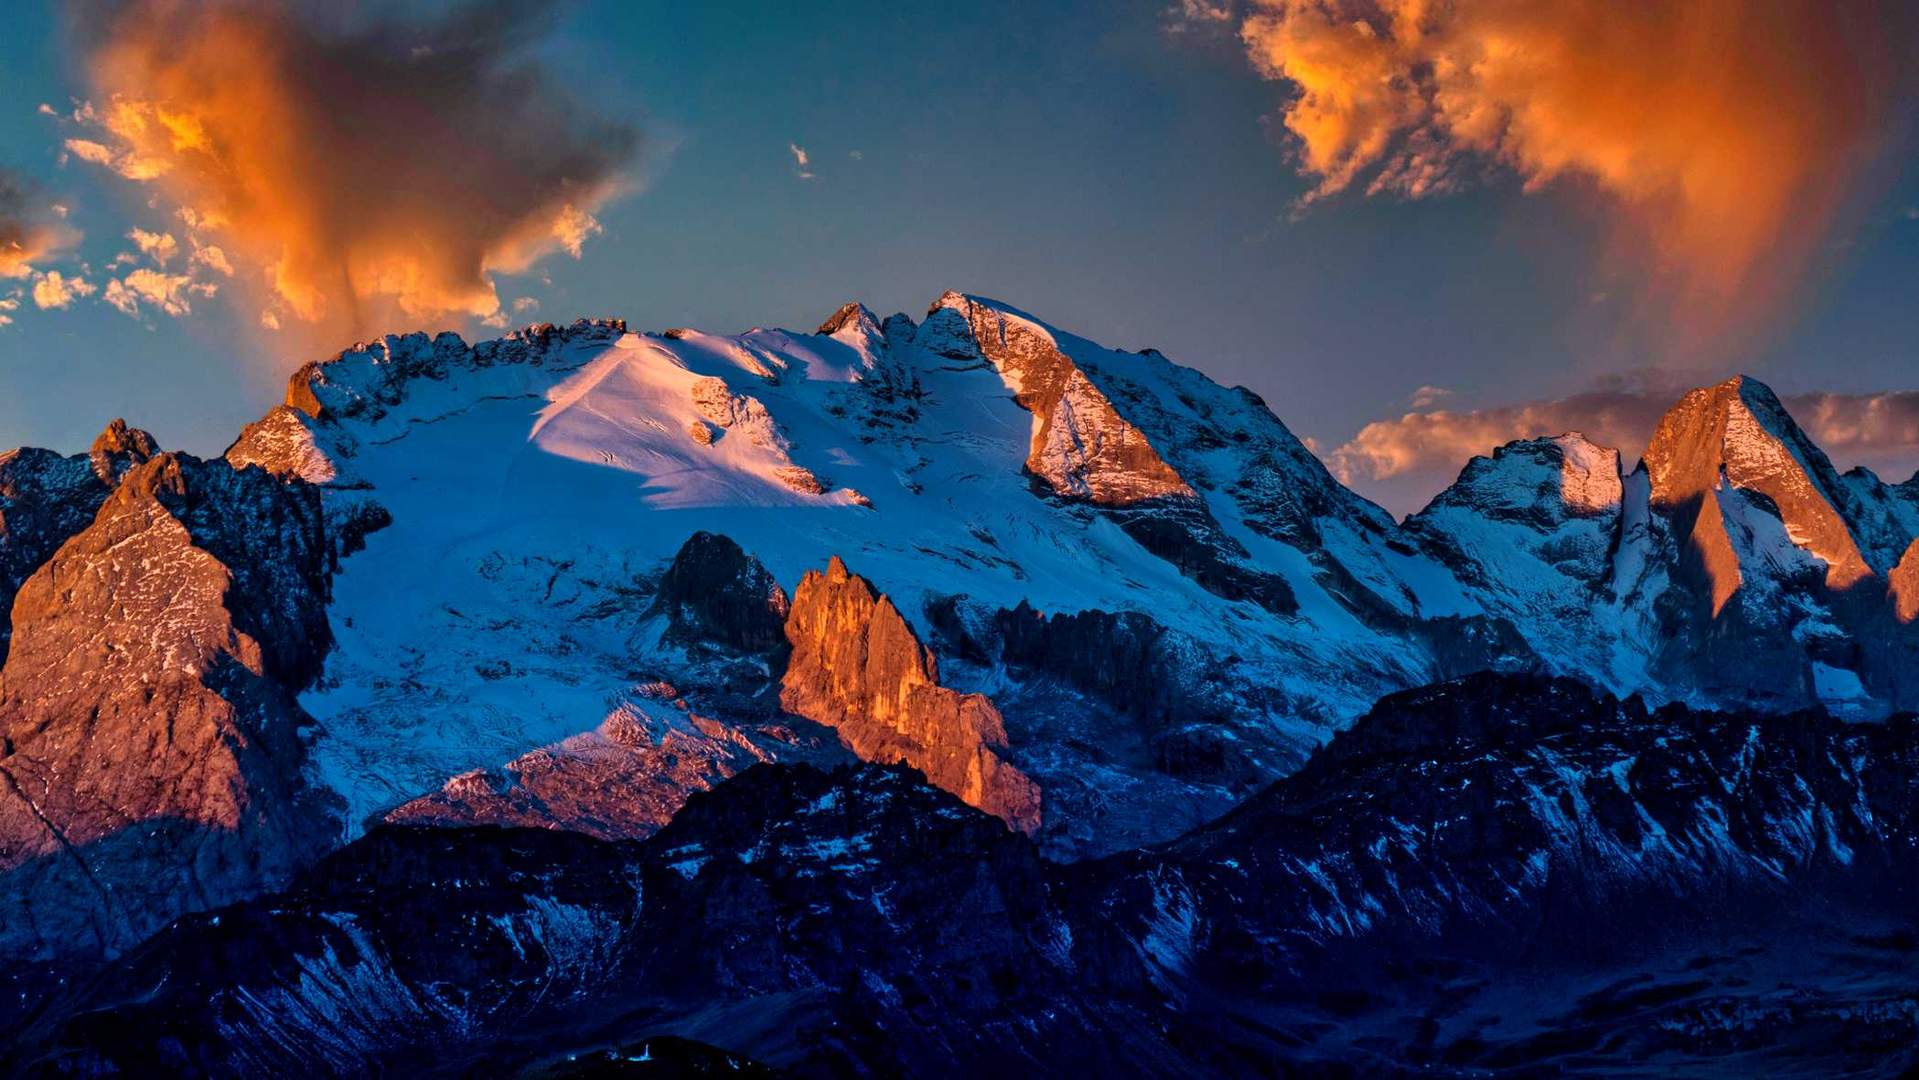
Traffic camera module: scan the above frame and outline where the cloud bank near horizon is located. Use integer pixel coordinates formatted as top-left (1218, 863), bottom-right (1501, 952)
top-left (1324, 379), bottom-right (1919, 518)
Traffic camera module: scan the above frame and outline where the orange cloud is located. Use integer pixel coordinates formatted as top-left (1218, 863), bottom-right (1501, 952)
top-left (1326, 381), bottom-right (1919, 517)
top-left (67, 0), bottom-right (639, 348)
top-left (1238, 0), bottom-right (1905, 361)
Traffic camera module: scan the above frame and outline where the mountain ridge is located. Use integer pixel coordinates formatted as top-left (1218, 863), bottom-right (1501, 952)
top-left (0, 289), bottom-right (1914, 1003)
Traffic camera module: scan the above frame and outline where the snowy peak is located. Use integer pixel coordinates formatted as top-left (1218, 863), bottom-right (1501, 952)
top-left (283, 319), bottom-right (629, 423)
top-left (1644, 375), bottom-right (1873, 611)
top-left (815, 301), bottom-right (881, 338)
top-left (814, 301), bottom-right (889, 366)
top-left (917, 291), bottom-right (1194, 506)
top-left (1424, 433), bottom-right (1623, 523)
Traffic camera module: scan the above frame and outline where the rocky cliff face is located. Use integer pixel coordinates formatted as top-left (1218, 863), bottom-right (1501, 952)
top-left (1644, 376), bottom-right (1874, 612)
top-left (0, 451), bottom-right (339, 971)
top-left (649, 530), bottom-right (791, 654)
top-left (0, 421), bottom-right (158, 666)
top-left (921, 292), bottom-right (1193, 507)
top-left (21, 674), bottom-right (1919, 1077)
top-left (781, 556), bottom-right (1041, 832)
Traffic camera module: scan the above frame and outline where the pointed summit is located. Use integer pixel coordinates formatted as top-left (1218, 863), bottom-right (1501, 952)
top-left (88, 418), bottom-right (159, 485)
top-left (815, 301), bottom-right (881, 337)
top-left (1644, 374), bottom-right (1872, 613)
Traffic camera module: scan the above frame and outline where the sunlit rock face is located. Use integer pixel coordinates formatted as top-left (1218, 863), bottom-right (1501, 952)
top-left (0, 420), bottom-right (159, 667)
top-left (1894, 540), bottom-right (1919, 623)
top-left (1645, 375), bottom-right (1873, 613)
top-left (781, 556), bottom-right (1041, 833)
top-left (922, 292), bottom-right (1194, 507)
top-left (0, 450), bottom-right (338, 964)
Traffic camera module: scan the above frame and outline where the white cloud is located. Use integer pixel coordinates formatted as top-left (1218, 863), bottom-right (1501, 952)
top-left (31, 270), bottom-right (96, 309)
top-left (105, 268), bottom-right (205, 318)
top-left (127, 228), bottom-right (178, 264)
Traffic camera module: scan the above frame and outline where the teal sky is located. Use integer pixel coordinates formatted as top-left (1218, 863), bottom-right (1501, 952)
top-left (2, 1), bottom-right (1916, 514)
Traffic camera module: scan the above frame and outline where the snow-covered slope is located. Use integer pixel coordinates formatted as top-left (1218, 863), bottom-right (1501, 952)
top-left (209, 299), bottom-right (1919, 858)
top-left (225, 297), bottom-right (1510, 856)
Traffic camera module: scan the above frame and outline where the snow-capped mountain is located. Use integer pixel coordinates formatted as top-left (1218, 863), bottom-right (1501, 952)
top-left (2, 289), bottom-right (1916, 1021)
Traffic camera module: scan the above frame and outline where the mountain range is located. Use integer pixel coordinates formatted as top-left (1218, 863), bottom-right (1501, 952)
top-left (2, 292), bottom-right (1916, 1074)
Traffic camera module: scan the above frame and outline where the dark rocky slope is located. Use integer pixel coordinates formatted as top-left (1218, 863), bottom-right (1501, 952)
top-left (17, 674), bottom-right (1919, 1077)
top-left (0, 449), bottom-right (348, 1012)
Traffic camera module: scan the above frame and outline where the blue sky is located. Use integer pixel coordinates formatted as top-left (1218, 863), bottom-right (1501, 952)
top-left (2, 1), bottom-right (1916, 513)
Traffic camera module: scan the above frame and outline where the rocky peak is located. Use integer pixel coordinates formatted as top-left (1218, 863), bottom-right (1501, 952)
top-left (0, 449), bottom-right (337, 964)
top-left (815, 301), bottom-right (882, 338)
top-left (0, 441), bottom-right (134, 666)
top-left (650, 531), bottom-right (791, 654)
top-left (918, 292), bottom-right (1194, 506)
top-left (1424, 433), bottom-right (1623, 524)
top-left (878, 311), bottom-right (918, 346)
top-left (85, 418), bottom-right (158, 486)
top-left (910, 291), bottom-right (986, 361)
top-left (814, 301), bottom-right (908, 391)
top-left (779, 556), bottom-right (1041, 832)
top-left (1643, 375), bottom-right (1872, 614)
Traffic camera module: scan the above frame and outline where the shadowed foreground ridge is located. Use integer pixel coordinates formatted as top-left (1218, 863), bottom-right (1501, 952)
top-left (15, 673), bottom-right (1919, 1077)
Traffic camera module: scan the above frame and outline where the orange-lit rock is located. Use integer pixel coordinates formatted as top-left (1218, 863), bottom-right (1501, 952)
top-left (0, 451), bottom-right (336, 959)
top-left (926, 291), bottom-right (1192, 507)
top-left (1892, 539), bottom-right (1919, 624)
top-left (1645, 376), bottom-right (1873, 615)
top-left (780, 556), bottom-right (1041, 832)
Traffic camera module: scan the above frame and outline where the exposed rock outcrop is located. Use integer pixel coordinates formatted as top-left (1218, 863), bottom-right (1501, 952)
top-left (1645, 376), bottom-right (1872, 613)
top-left (919, 293), bottom-right (1189, 506)
top-left (0, 451), bottom-right (338, 968)
top-left (781, 557), bottom-right (1040, 832)
top-left (1894, 539), bottom-right (1919, 623)
top-left (0, 421), bottom-right (158, 665)
top-left (382, 692), bottom-right (796, 841)
top-left (650, 531), bottom-right (791, 655)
